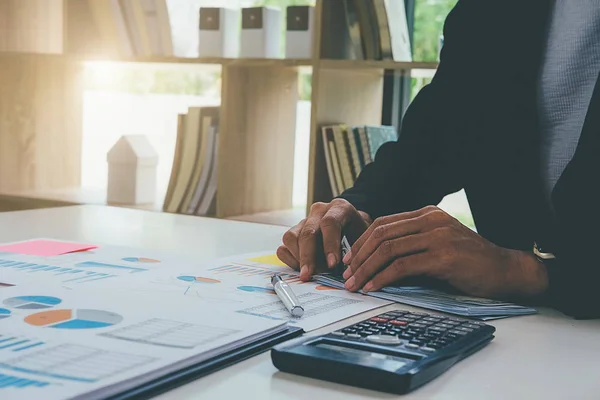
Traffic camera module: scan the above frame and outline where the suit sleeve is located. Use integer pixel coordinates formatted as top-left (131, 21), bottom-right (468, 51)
top-left (338, 1), bottom-right (486, 219)
top-left (544, 89), bottom-right (600, 319)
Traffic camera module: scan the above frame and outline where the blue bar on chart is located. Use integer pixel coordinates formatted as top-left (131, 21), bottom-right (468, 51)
top-left (0, 259), bottom-right (117, 284)
top-left (0, 373), bottom-right (49, 389)
top-left (0, 336), bottom-right (45, 352)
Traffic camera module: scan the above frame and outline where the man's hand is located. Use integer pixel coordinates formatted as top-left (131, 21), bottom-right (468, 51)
top-left (342, 206), bottom-right (549, 299)
top-left (277, 199), bottom-right (372, 281)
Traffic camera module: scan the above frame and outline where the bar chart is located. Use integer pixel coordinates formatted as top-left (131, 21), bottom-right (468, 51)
top-left (101, 318), bottom-right (239, 349)
top-left (208, 264), bottom-right (304, 284)
top-left (0, 335), bottom-right (45, 352)
top-left (0, 344), bottom-right (156, 383)
top-left (0, 259), bottom-right (116, 284)
top-left (0, 373), bottom-right (49, 389)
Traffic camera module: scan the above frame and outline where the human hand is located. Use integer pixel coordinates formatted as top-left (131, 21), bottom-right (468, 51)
top-left (342, 206), bottom-right (549, 299)
top-left (277, 199), bottom-right (372, 281)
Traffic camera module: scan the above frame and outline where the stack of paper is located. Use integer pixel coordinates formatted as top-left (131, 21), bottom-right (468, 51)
top-left (0, 239), bottom-right (393, 398)
top-left (315, 273), bottom-right (537, 320)
top-left (0, 282), bottom-right (288, 400)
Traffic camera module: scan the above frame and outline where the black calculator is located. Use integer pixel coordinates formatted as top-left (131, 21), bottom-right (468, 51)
top-left (271, 309), bottom-right (495, 394)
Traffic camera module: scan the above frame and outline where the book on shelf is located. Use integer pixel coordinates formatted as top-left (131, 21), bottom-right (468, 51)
top-left (321, 0), bottom-right (412, 61)
top-left (68, 0), bottom-right (173, 57)
top-left (321, 124), bottom-right (398, 197)
top-left (164, 106), bottom-right (220, 217)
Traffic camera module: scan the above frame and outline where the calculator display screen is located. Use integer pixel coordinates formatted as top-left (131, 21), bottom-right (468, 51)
top-left (315, 343), bottom-right (410, 370)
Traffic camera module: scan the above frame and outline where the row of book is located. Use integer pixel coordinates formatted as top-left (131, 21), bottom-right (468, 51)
top-left (163, 107), bottom-right (219, 216)
top-left (321, 0), bottom-right (412, 61)
top-left (322, 124), bottom-right (397, 197)
top-left (68, 0), bottom-right (173, 57)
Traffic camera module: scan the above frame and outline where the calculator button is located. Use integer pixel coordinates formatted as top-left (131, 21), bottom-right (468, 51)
top-left (448, 318), bottom-right (466, 323)
top-left (390, 320), bottom-right (408, 326)
top-left (420, 347), bottom-right (437, 353)
top-left (387, 311), bottom-right (408, 317)
top-left (410, 323), bottom-right (427, 329)
top-left (436, 323), bottom-right (454, 329)
top-left (423, 317), bottom-right (441, 323)
top-left (405, 343), bottom-right (420, 349)
top-left (383, 330), bottom-right (397, 336)
top-left (408, 312), bottom-right (429, 317)
top-left (399, 333), bottom-right (413, 340)
top-left (456, 327), bottom-right (474, 333)
top-left (410, 340), bottom-right (425, 346)
top-left (464, 324), bottom-right (482, 329)
top-left (347, 334), bottom-right (362, 339)
top-left (331, 331), bottom-right (345, 337)
top-left (370, 317), bottom-right (389, 323)
top-left (378, 314), bottom-right (397, 319)
top-left (342, 328), bottom-right (356, 334)
top-left (445, 321), bottom-right (461, 326)
top-left (449, 329), bottom-right (469, 336)
top-left (429, 327), bottom-right (447, 332)
top-left (366, 335), bottom-right (402, 346)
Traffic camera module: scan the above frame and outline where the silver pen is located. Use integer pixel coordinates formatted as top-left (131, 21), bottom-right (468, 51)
top-left (271, 274), bottom-right (304, 317)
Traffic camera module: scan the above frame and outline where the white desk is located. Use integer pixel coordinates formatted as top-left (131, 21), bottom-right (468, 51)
top-left (1, 205), bottom-right (599, 400)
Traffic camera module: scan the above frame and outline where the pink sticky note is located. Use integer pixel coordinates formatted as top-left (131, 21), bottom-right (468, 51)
top-left (0, 240), bottom-right (98, 257)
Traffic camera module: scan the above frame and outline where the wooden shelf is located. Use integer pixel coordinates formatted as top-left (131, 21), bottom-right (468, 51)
top-left (319, 59), bottom-right (438, 71)
top-left (0, 0), bottom-right (442, 221)
top-left (0, 51), bottom-right (438, 71)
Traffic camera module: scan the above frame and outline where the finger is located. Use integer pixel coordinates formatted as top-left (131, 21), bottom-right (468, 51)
top-left (299, 204), bottom-right (328, 280)
top-left (277, 246), bottom-right (299, 270)
top-left (282, 220), bottom-right (305, 262)
top-left (343, 214), bottom-right (433, 279)
top-left (345, 233), bottom-right (430, 292)
top-left (320, 200), bottom-right (358, 268)
top-left (363, 251), bottom-right (439, 292)
top-left (347, 207), bottom-right (436, 265)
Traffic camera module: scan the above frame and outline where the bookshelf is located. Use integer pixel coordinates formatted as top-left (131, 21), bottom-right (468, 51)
top-left (0, 0), bottom-right (438, 222)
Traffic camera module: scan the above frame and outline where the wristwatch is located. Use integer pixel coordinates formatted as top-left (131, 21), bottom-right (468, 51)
top-left (533, 241), bottom-right (556, 261)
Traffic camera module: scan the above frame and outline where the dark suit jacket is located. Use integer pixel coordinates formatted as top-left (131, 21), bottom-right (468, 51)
top-left (340, 0), bottom-right (600, 319)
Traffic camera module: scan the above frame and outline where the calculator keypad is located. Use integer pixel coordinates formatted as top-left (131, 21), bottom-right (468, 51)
top-left (328, 310), bottom-right (486, 354)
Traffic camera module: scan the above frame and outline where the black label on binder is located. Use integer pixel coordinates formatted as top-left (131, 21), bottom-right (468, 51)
top-left (200, 8), bottom-right (220, 30)
top-left (287, 6), bottom-right (309, 31)
top-left (242, 7), bottom-right (263, 30)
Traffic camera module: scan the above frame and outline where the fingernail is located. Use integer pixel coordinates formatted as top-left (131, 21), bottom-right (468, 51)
top-left (342, 267), bottom-right (352, 280)
top-left (342, 250), bottom-right (352, 264)
top-left (344, 276), bottom-right (355, 291)
top-left (300, 265), bottom-right (309, 279)
top-left (363, 282), bottom-right (374, 293)
top-left (327, 253), bottom-right (337, 268)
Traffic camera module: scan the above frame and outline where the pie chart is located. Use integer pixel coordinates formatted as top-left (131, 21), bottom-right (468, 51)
top-left (237, 286), bottom-right (276, 295)
top-left (25, 309), bottom-right (123, 329)
top-left (122, 257), bottom-right (160, 263)
top-left (178, 276), bottom-right (220, 284)
top-left (0, 308), bottom-right (10, 319)
top-left (3, 296), bottom-right (62, 310)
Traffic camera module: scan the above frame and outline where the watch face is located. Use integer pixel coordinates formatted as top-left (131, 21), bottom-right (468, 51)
top-left (287, 6), bottom-right (309, 31)
top-left (200, 8), bottom-right (220, 30)
top-left (242, 7), bottom-right (263, 29)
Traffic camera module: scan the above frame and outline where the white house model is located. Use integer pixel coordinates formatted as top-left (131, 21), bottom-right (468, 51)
top-left (107, 135), bottom-right (158, 205)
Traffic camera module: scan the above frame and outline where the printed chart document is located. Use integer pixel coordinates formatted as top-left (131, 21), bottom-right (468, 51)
top-left (0, 283), bottom-right (287, 400)
top-left (0, 239), bottom-right (391, 333)
top-left (315, 273), bottom-right (537, 320)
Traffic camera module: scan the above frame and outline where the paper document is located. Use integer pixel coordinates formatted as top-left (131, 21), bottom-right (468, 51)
top-left (315, 273), bottom-right (537, 320)
top-left (0, 282), bottom-right (286, 400)
top-left (0, 240), bottom-right (390, 332)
